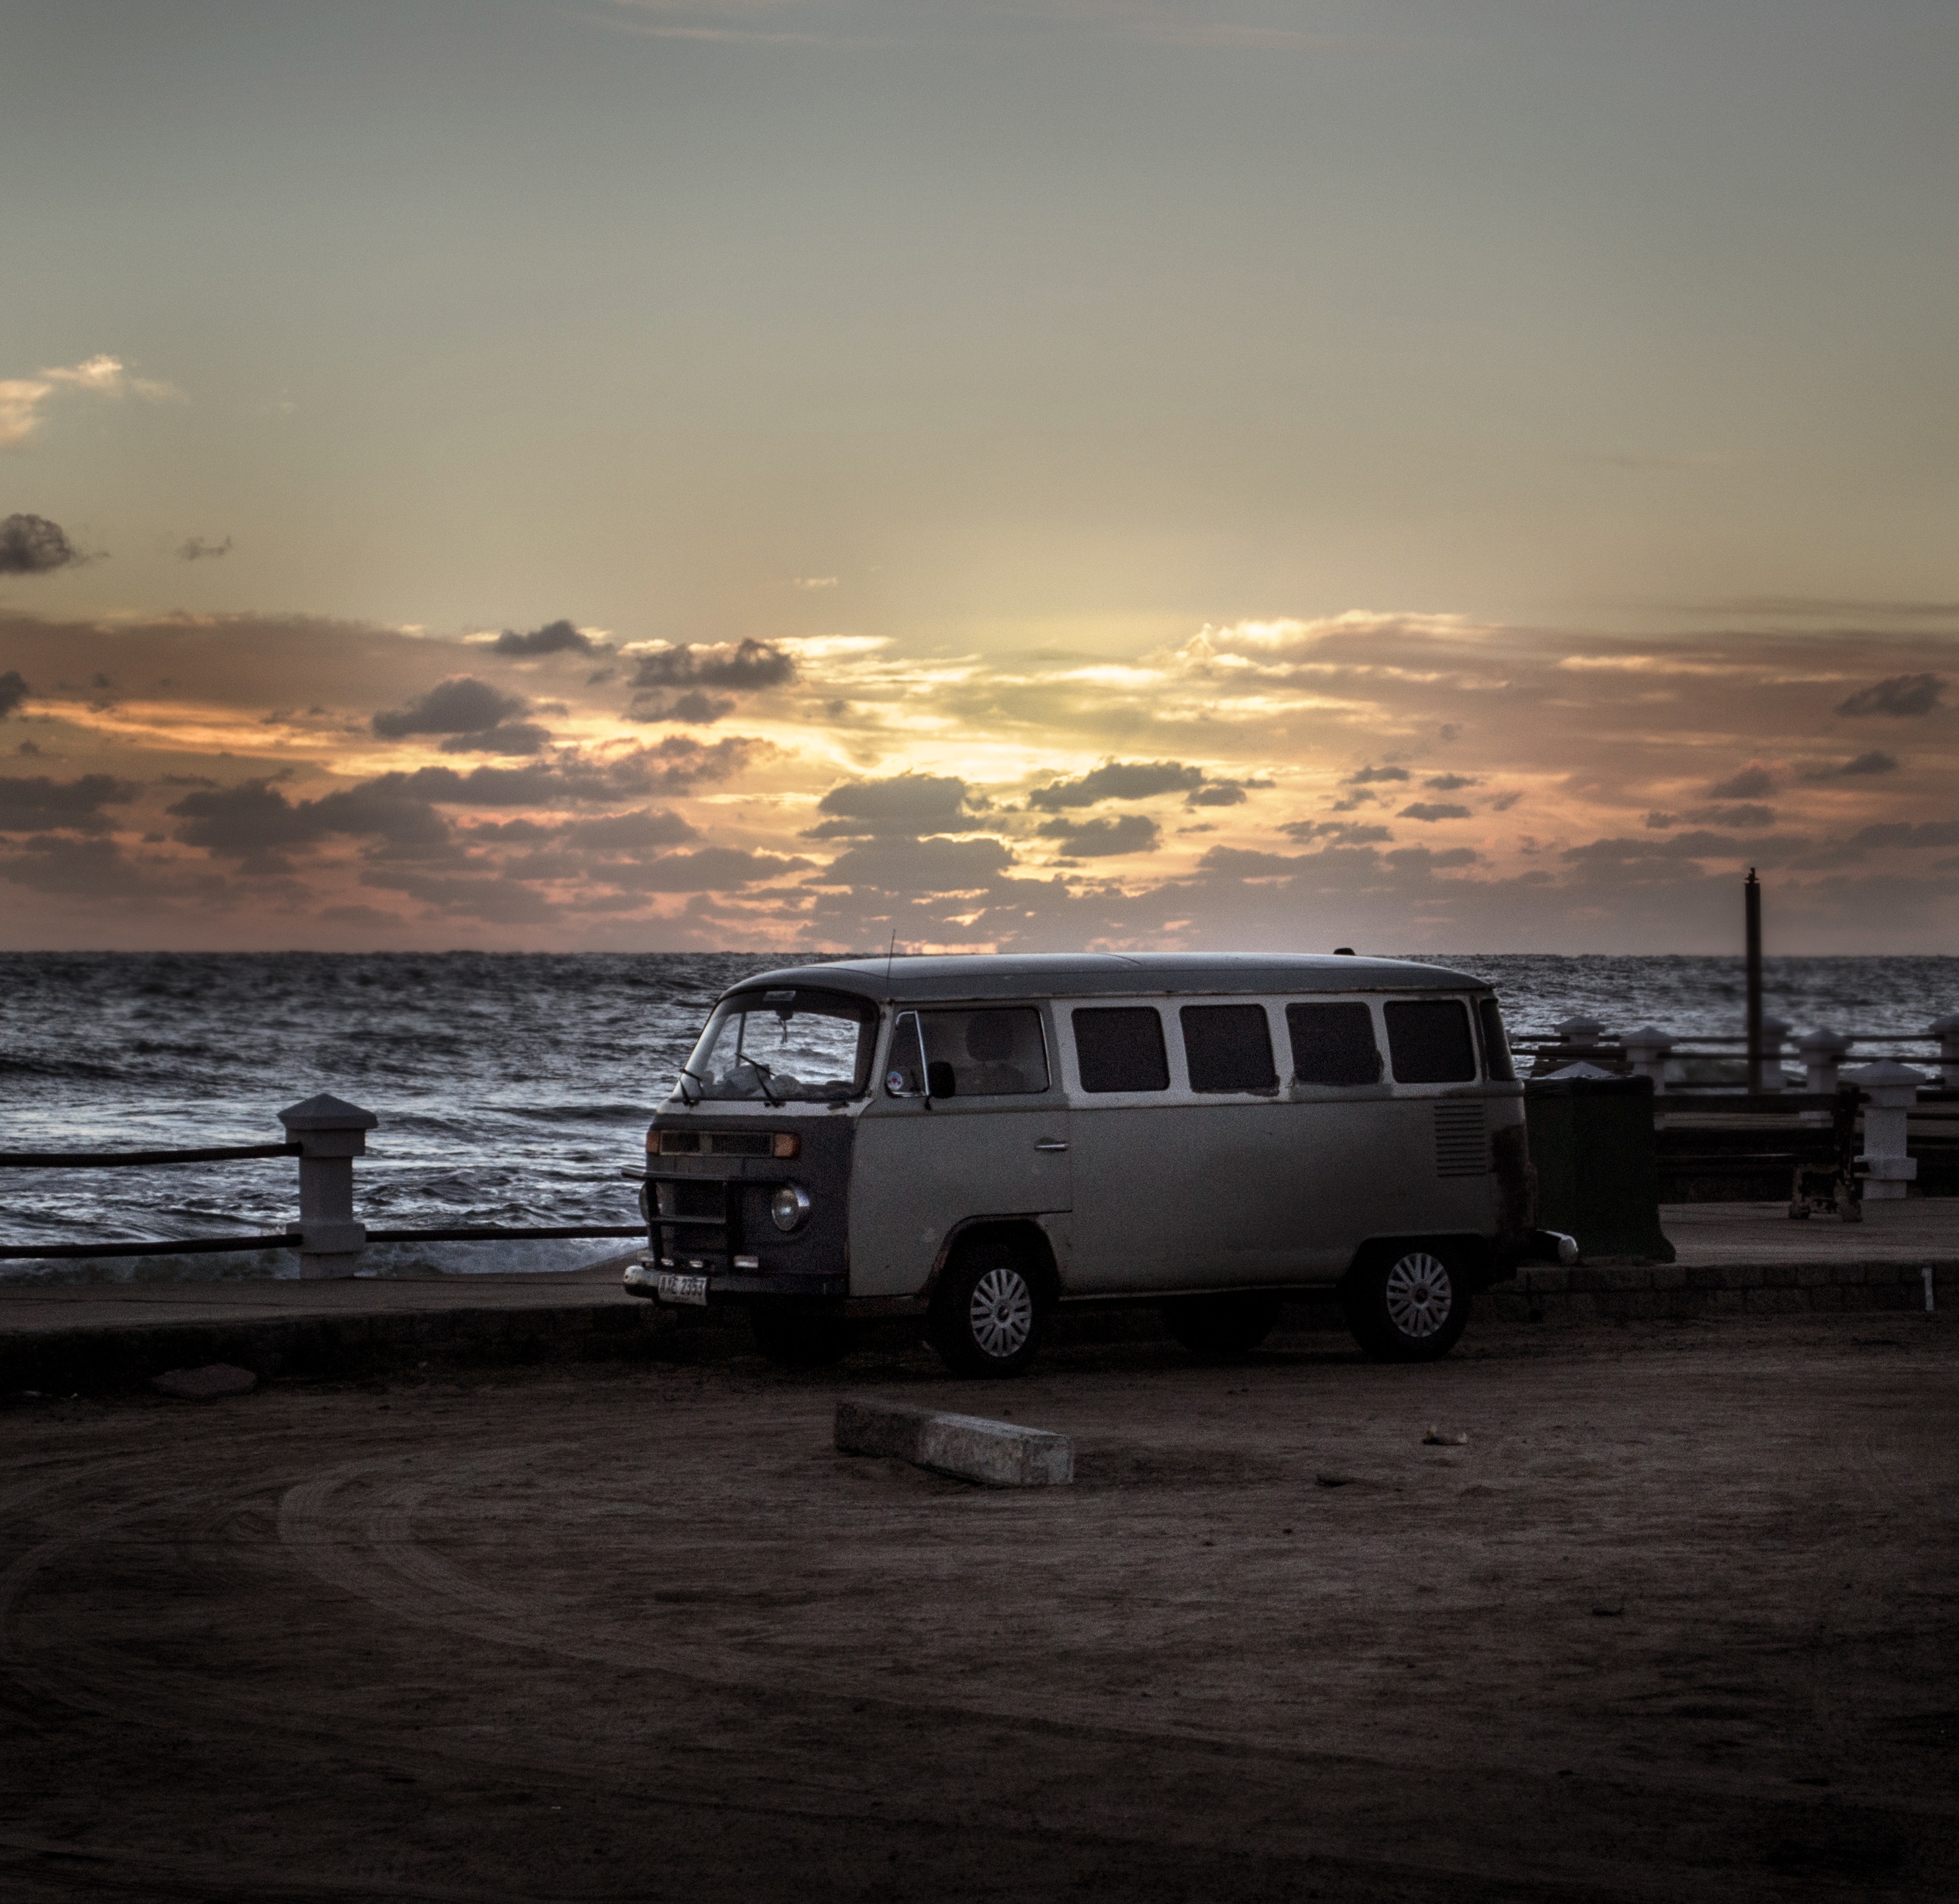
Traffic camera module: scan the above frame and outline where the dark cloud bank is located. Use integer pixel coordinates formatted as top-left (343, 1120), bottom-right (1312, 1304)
top-left (371, 677), bottom-right (552, 756)
top-left (494, 619), bottom-right (593, 657)
top-left (0, 515), bottom-right (85, 575)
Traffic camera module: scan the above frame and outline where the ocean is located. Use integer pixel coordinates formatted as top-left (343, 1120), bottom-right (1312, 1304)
top-left (4, 950), bottom-right (1955, 1278)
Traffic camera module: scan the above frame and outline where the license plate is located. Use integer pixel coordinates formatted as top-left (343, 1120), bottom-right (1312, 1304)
top-left (656, 1272), bottom-right (709, 1306)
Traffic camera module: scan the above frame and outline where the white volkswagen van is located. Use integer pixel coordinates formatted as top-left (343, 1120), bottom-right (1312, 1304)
top-left (624, 953), bottom-right (1542, 1375)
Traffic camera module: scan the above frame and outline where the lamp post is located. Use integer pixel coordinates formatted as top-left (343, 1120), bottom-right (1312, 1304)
top-left (1744, 868), bottom-right (1763, 1097)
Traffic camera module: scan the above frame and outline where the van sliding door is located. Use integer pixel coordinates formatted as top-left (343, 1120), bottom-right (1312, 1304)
top-left (1064, 1000), bottom-right (1315, 1293)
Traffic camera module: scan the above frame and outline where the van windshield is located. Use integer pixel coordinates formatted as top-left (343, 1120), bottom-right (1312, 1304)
top-left (681, 988), bottom-right (878, 1103)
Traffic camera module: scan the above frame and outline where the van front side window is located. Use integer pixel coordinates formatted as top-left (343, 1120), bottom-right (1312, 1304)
top-left (1286, 1002), bottom-right (1383, 1085)
top-left (1384, 999), bottom-right (1478, 1083)
top-left (1072, 1007), bottom-right (1169, 1093)
top-left (1179, 1004), bottom-right (1276, 1093)
top-left (915, 1007), bottom-right (1050, 1097)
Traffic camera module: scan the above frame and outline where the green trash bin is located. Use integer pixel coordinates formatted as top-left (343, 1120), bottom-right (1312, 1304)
top-left (1524, 1075), bottom-right (1675, 1262)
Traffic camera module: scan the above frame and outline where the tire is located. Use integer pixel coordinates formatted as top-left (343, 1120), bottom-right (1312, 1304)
top-left (749, 1300), bottom-right (858, 1368)
top-left (1341, 1245), bottom-right (1470, 1362)
top-left (928, 1249), bottom-right (1044, 1378)
top-left (1164, 1292), bottom-right (1284, 1359)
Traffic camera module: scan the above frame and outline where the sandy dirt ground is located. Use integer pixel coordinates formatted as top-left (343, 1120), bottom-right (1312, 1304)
top-left (3, 1312), bottom-right (1956, 1903)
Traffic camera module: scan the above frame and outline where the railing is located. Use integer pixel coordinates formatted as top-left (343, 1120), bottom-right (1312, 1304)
top-left (1512, 1018), bottom-right (1959, 1099)
top-left (0, 1092), bottom-right (643, 1278)
top-left (1513, 1022), bottom-right (1959, 1204)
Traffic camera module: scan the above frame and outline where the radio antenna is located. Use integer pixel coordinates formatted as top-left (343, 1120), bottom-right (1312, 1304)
top-left (885, 926), bottom-right (897, 994)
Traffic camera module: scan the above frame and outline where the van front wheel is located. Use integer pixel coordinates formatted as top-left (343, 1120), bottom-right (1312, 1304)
top-left (929, 1253), bottom-right (1043, 1377)
top-left (1342, 1247), bottom-right (1469, 1362)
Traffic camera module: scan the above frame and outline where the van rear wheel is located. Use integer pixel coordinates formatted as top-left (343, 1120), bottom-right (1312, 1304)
top-left (1164, 1293), bottom-right (1284, 1359)
top-left (928, 1251), bottom-right (1043, 1377)
top-left (1342, 1246), bottom-right (1469, 1362)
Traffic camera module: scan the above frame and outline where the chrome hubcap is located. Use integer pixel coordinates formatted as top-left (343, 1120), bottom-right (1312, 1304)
top-left (1384, 1251), bottom-right (1453, 1338)
top-left (969, 1266), bottom-right (1034, 1358)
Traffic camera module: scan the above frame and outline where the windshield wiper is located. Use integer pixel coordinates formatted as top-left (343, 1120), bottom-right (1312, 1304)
top-left (676, 1064), bottom-right (705, 1107)
top-left (736, 1055), bottom-right (784, 1107)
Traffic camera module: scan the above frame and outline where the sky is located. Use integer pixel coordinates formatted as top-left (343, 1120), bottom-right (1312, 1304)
top-left (2, 0), bottom-right (1955, 954)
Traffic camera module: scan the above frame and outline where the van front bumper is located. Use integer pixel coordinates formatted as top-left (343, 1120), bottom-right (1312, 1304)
top-left (623, 1257), bottom-right (847, 1304)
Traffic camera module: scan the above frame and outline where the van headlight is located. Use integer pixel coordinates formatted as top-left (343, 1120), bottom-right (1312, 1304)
top-left (770, 1184), bottom-right (812, 1233)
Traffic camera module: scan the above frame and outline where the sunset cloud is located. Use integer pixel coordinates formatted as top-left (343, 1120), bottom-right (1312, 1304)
top-left (629, 690), bottom-right (735, 725)
top-left (0, 515), bottom-right (86, 575)
top-left (493, 618), bottom-right (595, 657)
top-left (1707, 765), bottom-right (1774, 801)
top-left (3, 601), bottom-right (1958, 952)
top-left (0, 772), bottom-right (139, 833)
top-left (630, 640), bottom-right (796, 692)
top-left (805, 773), bottom-right (978, 838)
top-left (0, 355), bottom-right (182, 447)
top-left (369, 678), bottom-right (552, 755)
top-left (1029, 760), bottom-right (1203, 808)
top-left (1835, 673), bottom-right (1944, 717)
top-left (1036, 813), bottom-right (1161, 856)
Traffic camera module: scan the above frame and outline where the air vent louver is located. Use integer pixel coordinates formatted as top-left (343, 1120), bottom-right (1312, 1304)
top-left (1434, 1102), bottom-right (1490, 1177)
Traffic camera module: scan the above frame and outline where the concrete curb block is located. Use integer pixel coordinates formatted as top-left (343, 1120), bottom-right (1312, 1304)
top-left (836, 1398), bottom-right (1074, 1486)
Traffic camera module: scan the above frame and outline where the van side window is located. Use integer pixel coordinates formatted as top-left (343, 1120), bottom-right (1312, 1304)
top-left (1072, 1007), bottom-right (1169, 1093)
top-left (918, 1008), bottom-right (1049, 1097)
top-left (1478, 997), bottom-right (1518, 1083)
top-left (1286, 1002), bottom-right (1383, 1085)
top-left (1384, 999), bottom-right (1478, 1083)
top-left (1179, 1005), bottom-right (1276, 1093)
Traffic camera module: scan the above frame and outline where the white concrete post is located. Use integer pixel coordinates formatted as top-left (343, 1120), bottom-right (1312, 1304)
top-left (1929, 1013), bottom-right (1959, 1089)
top-left (1622, 1025), bottom-right (1674, 1093)
top-left (1796, 1029), bottom-right (1853, 1096)
top-left (1754, 1015), bottom-right (1792, 1093)
top-left (1553, 1015), bottom-right (1608, 1054)
top-left (278, 1093), bottom-right (378, 1278)
top-left (1844, 1061), bottom-right (1925, 1202)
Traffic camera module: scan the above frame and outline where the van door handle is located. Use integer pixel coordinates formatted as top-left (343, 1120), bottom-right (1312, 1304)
top-left (1033, 1138), bottom-right (1069, 1152)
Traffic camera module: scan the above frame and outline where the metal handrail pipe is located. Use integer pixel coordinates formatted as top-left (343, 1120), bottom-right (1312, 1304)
top-left (0, 1234), bottom-right (294, 1261)
top-left (1512, 1033), bottom-right (1937, 1049)
top-left (361, 1224), bottom-right (645, 1243)
top-left (0, 1222), bottom-right (646, 1261)
top-left (0, 1143), bottom-right (303, 1169)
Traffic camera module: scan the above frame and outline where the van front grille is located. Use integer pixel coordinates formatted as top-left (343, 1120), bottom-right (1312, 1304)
top-left (656, 1129), bottom-right (774, 1157)
top-left (1434, 1102), bottom-right (1490, 1177)
top-left (651, 1176), bottom-right (737, 1271)
top-left (665, 1179), bottom-right (727, 1218)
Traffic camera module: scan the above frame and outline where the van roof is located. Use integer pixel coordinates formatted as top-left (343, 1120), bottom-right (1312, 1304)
top-left (725, 951), bottom-right (1493, 1004)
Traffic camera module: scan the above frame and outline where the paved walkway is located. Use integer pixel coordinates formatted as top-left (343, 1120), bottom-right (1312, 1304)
top-left (1662, 1197), bottom-right (1959, 1266)
top-left (1, 1203), bottom-right (1953, 1344)
top-left (0, 1249), bottom-right (641, 1338)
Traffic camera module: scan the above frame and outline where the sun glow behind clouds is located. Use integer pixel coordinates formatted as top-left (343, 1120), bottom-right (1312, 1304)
top-left (3, 602), bottom-right (1958, 953)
